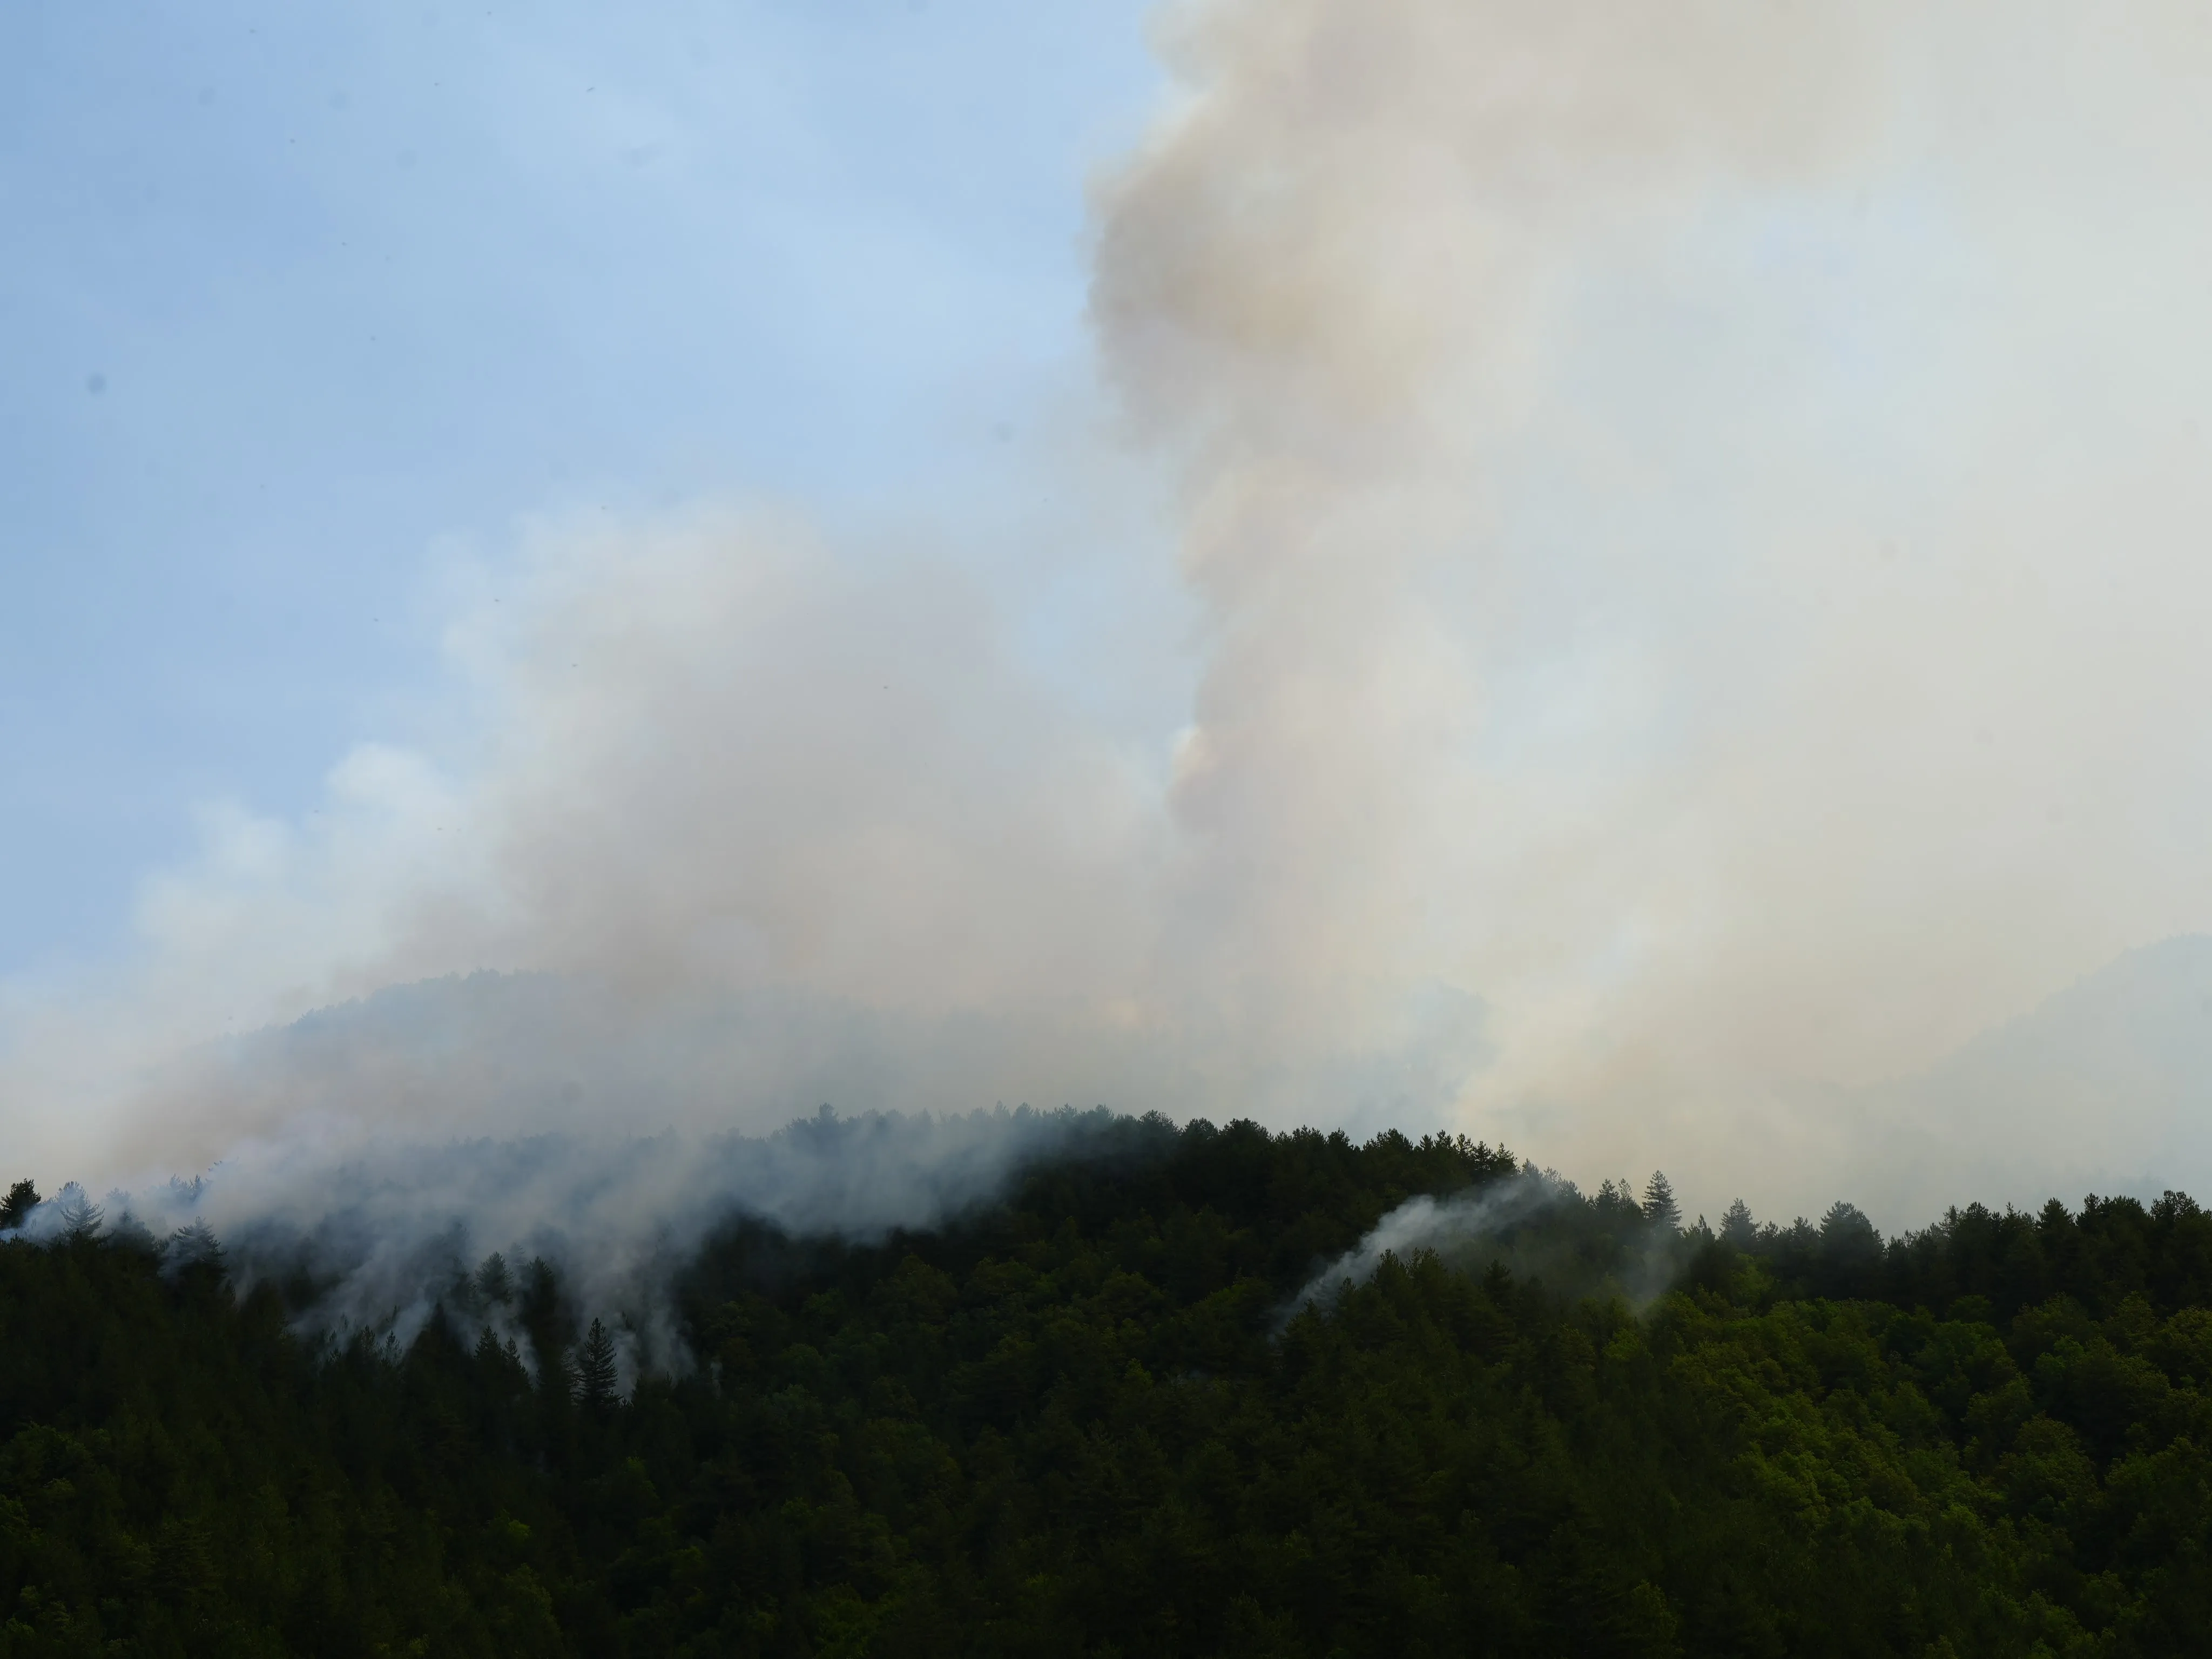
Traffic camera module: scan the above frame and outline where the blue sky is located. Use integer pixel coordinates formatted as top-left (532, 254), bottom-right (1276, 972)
top-left (1, 0), bottom-right (1159, 975)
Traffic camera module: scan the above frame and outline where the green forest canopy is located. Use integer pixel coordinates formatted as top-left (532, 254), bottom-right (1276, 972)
top-left (5, 1111), bottom-right (2212, 1656)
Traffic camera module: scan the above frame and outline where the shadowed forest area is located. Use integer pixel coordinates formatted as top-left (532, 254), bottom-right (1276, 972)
top-left (5, 1115), bottom-right (2212, 1656)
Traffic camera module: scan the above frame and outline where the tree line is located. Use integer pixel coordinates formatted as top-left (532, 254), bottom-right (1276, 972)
top-left (3, 1112), bottom-right (2211, 1655)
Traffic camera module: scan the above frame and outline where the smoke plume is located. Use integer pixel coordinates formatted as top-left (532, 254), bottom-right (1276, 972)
top-left (9, 0), bottom-right (2212, 1235)
top-left (1280, 1166), bottom-right (1690, 1325)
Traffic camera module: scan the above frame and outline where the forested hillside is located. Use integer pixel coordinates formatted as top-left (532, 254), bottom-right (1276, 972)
top-left (6, 1115), bottom-right (2212, 1656)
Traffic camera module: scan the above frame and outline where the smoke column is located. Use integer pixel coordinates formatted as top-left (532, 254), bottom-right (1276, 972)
top-left (8, 0), bottom-right (2212, 1230)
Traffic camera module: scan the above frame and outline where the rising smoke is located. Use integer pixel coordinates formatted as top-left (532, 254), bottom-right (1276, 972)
top-left (8, 0), bottom-right (2212, 1244)
top-left (1278, 1166), bottom-right (1690, 1328)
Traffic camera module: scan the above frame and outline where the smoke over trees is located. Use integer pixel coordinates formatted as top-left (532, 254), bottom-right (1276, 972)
top-left (11, 0), bottom-right (2212, 1233)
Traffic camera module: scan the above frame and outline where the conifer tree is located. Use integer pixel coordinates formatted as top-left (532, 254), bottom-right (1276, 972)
top-left (0, 1179), bottom-right (37, 1230)
top-left (1720, 1197), bottom-right (1757, 1249)
top-left (518, 1256), bottom-right (575, 1389)
top-left (166, 1219), bottom-right (224, 1268)
top-left (1642, 1170), bottom-right (1681, 1230)
top-left (476, 1251), bottom-right (514, 1305)
top-left (1819, 1199), bottom-right (1881, 1264)
top-left (54, 1182), bottom-right (103, 1239)
top-left (577, 1317), bottom-right (619, 1411)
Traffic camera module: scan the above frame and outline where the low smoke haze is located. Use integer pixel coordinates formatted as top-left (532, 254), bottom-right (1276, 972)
top-left (19, 1105), bottom-right (1116, 1380)
top-left (9, 0), bottom-right (2212, 1237)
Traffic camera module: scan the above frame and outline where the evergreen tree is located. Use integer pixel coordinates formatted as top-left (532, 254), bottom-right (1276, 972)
top-left (1818, 1198), bottom-right (1882, 1280)
top-left (576, 1318), bottom-right (619, 1411)
top-left (1642, 1169), bottom-right (1680, 1230)
top-left (53, 1181), bottom-right (103, 1239)
top-left (518, 1255), bottom-right (574, 1386)
top-left (0, 1178), bottom-right (38, 1230)
top-left (166, 1219), bottom-right (224, 1269)
top-left (475, 1250), bottom-right (514, 1305)
top-left (1720, 1197), bottom-right (1757, 1249)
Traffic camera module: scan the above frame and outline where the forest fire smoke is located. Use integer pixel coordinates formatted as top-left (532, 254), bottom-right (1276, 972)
top-left (8, 0), bottom-right (2212, 1232)
top-left (5, 1107), bottom-right (1115, 1377)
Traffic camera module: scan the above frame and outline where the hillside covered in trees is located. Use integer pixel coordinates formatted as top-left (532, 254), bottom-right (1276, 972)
top-left (6, 1114), bottom-right (2212, 1656)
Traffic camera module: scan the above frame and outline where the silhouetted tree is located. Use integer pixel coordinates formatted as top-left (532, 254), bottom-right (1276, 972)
top-left (0, 1179), bottom-right (38, 1230)
top-left (1642, 1170), bottom-right (1681, 1230)
top-left (165, 1220), bottom-right (224, 1271)
top-left (475, 1251), bottom-right (514, 1305)
top-left (1817, 1199), bottom-right (1883, 1292)
top-left (576, 1318), bottom-right (619, 1411)
top-left (1819, 1199), bottom-right (1880, 1259)
top-left (518, 1255), bottom-right (576, 1395)
top-left (1720, 1197), bottom-right (1757, 1249)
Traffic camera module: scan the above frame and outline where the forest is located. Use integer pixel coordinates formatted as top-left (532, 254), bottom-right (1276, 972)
top-left (5, 1112), bottom-right (2212, 1657)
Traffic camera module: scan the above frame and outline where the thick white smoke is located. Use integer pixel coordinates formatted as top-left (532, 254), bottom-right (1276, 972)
top-left (8, 0), bottom-right (2212, 1236)
top-left (1092, 0), bottom-right (2212, 1219)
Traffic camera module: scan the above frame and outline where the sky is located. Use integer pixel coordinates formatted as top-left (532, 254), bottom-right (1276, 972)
top-left (9, 0), bottom-right (2212, 1234)
top-left (0, 0), bottom-right (1164, 969)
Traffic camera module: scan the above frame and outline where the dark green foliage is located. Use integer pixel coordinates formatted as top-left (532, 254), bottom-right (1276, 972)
top-left (0, 1186), bottom-right (36, 1234)
top-left (4, 1118), bottom-right (2212, 1655)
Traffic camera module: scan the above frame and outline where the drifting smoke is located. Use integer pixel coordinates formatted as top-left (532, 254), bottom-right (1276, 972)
top-left (1280, 1167), bottom-right (1687, 1326)
top-left (8, 0), bottom-right (2212, 1243)
top-left (1282, 1173), bottom-right (1565, 1323)
top-left (7, 1107), bottom-right (1117, 1378)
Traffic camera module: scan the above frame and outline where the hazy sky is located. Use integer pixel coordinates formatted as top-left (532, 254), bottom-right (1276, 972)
top-left (10, 1), bottom-right (2212, 1229)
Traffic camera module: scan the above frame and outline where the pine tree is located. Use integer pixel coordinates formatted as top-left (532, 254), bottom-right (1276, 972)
top-left (1720, 1198), bottom-right (1757, 1249)
top-left (54, 1182), bottom-right (103, 1239)
top-left (0, 1179), bottom-right (38, 1230)
top-left (519, 1257), bottom-right (575, 1390)
top-left (577, 1318), bottom-right (620, 1411)
top-left (476, 1251), bottom-right (514, 1305)
top-left (1819, 1200), bottom-right (1881, 1266)
top-left (1642, 1171), bottom-right (1681, 1230)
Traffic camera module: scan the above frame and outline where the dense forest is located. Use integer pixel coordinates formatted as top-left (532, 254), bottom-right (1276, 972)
top-left (6, 1113), bottom-right (2212, 1656)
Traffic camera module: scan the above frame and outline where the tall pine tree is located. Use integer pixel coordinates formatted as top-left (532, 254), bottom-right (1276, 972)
top-left (1642, 1170), bottom-right (1681, 1230)
top-left (577, 1317), bottom-right (619, 1411)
